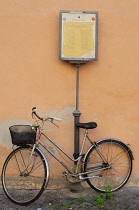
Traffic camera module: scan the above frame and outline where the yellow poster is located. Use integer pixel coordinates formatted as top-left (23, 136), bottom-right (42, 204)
top-left (62, 22), bottom-right (94, 58)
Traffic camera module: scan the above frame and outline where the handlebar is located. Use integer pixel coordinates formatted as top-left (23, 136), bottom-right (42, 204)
top-left (32, 107), bottom-right (43, 120)
top-left (32, 107), bottom-right (62, 122)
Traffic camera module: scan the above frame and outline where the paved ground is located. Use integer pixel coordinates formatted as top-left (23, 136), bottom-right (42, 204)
top-left (0, 187), bottom-right (139, 210)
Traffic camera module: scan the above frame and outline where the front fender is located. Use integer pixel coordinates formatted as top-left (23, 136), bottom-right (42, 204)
top-left (35, 147), bottom-right (50, 189)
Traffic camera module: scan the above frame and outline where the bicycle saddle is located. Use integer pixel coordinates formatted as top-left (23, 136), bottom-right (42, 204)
top-left (76, 122), bottom-right (97, 129)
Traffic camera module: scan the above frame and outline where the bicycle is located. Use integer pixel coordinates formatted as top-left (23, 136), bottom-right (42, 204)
top-left (1, 107), bottom-right (134, 205)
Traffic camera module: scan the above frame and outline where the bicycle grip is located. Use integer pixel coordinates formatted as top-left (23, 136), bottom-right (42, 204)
top-left (53, 117), bottom-right (62, 122)
top-left (32, 107), bottom-right (37, 112)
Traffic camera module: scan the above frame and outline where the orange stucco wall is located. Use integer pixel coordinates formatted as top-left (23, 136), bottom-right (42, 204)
top-left (0, 0), bottom-right (139, 186)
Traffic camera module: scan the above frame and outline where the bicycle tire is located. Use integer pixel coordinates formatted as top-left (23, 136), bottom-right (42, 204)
top-left (84, 139), bottom-right (133, 192)
top-left (1, 145), bottom-right (49, 205)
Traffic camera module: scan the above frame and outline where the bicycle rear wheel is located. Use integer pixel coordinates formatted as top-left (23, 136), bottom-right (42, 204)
top-left (84, 139), bottom-right (133, 192)
top-left (1, 145), bottom-right (49, 205)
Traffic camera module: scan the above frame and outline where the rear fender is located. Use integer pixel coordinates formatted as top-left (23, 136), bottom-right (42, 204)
top-left (83, 138), bottom-right (134, 164)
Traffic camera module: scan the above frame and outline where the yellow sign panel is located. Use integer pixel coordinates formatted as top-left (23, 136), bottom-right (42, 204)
top-left (63, 22), bottom-right (94, 57)
top-left (59, 11), bottom-right (98, 61)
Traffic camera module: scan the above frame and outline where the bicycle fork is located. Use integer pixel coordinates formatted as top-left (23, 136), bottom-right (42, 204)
top-left (17, 144), bottom-right (37, 176)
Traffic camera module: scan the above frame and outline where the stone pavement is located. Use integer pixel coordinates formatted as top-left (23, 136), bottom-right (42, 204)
top-left (0, 187), bottom-right (139, 210)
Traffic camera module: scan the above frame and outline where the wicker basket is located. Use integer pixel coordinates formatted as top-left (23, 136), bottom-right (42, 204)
top-left (9, 125), bottom-right (36, 146)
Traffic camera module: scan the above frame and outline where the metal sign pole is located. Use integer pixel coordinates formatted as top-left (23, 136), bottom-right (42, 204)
top-left (72, 63), bottom-right (82, 158)
top-left (70, 62), bottom-right (85, 192)
top-left (59, 10), bottom-right (98, 192)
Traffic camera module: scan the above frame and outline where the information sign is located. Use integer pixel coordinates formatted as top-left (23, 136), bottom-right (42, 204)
top-left (59, 10), bottom-right (98, 62)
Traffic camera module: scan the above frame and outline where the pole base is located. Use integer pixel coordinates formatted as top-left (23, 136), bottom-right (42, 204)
top-left (70, 182), bottom-right (84, 193)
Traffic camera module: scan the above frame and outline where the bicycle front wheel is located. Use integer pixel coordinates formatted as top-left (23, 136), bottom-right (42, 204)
top-left (84, 139), bottom-right (133, 192)
top-left (1, 145), bottom-right (49, 205)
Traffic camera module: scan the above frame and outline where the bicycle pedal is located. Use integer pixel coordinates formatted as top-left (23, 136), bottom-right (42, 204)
top-left (62, 171), bottom-right (68, 177)
top-left (79, 175), bottom-right (85, 180)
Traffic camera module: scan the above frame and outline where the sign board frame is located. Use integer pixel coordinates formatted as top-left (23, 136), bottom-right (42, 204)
top-left (59, 10), bottom-right (98, 62)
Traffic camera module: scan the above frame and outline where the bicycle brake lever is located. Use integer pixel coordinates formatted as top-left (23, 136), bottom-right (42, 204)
top-left (49, 118), bottom-right (59, 128)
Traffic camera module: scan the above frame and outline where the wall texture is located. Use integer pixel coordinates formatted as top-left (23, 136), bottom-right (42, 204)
top-left (0, 0), bottom-right (139, 186)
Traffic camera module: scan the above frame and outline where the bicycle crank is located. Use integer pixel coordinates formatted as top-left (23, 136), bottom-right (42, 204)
top-left (62, 171), bottom-right (81, 183)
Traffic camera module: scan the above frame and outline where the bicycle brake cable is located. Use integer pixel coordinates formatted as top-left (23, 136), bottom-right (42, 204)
top-left (49, 119), bottom-right (59, 128)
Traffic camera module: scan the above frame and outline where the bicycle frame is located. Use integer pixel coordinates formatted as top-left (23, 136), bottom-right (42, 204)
top-left (35, 128), bottom-right (108, 175)
top-left (1, 108), bottom-right (133, 206)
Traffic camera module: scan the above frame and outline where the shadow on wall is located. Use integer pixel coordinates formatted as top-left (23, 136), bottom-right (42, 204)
top-left (0, 119), bottom-right (31, 148)
top-left (0, 104), bottom-right (76, 149)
